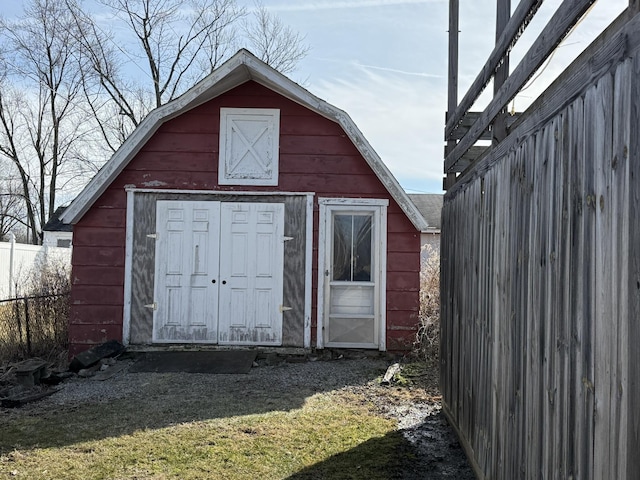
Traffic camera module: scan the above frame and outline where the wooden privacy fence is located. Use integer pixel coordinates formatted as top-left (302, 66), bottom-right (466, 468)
top-left (441, 2), bottom-right (640, 479)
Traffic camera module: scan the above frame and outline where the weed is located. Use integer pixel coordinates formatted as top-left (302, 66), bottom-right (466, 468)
top-left (414, 244), bottom-right (440, 363)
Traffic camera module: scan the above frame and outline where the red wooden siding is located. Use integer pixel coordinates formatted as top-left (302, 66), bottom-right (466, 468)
top-left (69, 80), bottom-right (420, 354)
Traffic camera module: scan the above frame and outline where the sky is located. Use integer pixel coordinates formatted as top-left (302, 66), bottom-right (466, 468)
top-left (264, 0), bottom-right (626, 193)
top-left (1, 0), bottom-right (629, 194)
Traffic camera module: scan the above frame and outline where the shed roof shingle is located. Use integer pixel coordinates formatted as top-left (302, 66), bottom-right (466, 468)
top-left (408, 194), bottom-right (443, 231)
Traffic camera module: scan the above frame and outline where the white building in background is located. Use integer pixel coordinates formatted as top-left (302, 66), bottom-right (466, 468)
top-left (42, 206), bottom-right (73, 248)
top-left (408, 194), bottom-right (442, 258)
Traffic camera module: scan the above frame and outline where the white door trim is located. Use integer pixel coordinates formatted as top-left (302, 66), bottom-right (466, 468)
top-left (304, 193), bottom-right (314, 348)
top-left (125, 187), bottom-right (315, 196)
top-left (316, 198), bottom-right (388, 351)
top-left (122, 189), bottom-right (135, 346)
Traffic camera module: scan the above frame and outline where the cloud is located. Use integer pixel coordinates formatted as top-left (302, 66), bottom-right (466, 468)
top-left (267, 0), bottom-right (445, 13)
top-left (311, 62), bottom-right (446, 193)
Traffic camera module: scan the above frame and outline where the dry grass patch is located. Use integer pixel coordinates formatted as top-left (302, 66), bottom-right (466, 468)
top-left (0, 364), bottom-right (417, 479)
top-left (414, 245), bottom-right (440, 363)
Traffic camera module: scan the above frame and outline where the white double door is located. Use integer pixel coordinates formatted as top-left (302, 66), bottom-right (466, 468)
top-left (152, 200), bottom-right (285, 345)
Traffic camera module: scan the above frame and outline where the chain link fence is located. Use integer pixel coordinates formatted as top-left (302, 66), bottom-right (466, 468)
top-left (0, 292), bottom-right (69, 365)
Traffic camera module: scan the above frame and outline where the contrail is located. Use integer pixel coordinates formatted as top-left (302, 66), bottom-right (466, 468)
top-left (355, 62), bottom-right (443, 78)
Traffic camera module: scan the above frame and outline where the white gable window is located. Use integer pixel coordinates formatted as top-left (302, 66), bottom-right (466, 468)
top-left (218, 108), bottom-right (280, 186)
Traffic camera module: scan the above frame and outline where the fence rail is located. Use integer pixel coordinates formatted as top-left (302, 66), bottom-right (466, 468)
top-left (0, 292), bottom-right (70, 365)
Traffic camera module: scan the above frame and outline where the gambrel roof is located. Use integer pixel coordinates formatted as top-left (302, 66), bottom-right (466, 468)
top-left (61, 49), bottom-right (427, 231)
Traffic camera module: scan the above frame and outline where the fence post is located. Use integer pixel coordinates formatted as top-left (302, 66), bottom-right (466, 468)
top-left (23, 297), bottom-right (31, 357)
top-left (13, 298), bottom-right (23, 356)
top-left (9, 232), bottom-right (15, 299)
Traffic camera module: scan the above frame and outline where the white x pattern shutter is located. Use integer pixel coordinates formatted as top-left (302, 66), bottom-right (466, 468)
top-left (218, 108), bottom-right (280, 186)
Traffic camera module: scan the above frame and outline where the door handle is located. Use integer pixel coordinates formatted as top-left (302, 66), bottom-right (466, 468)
top-left (211, 279), bottom-right (216, 284)
top-left (222, 280), bottom-right (227, 285)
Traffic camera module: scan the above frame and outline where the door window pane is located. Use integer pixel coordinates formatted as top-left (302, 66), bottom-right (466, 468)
top-left (327, 317), bottom-right (375, 344)
top-left (332, 214), bottom-right (372, 281)
top-left (330, 285), bottom-right (374, 315)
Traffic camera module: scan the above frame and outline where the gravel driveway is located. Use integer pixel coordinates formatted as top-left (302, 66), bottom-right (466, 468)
top-left (2, 355), bottom-right (475, 479)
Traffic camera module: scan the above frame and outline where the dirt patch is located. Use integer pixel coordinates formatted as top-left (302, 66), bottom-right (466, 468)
top-left (339, 360), bottom-right (475, 479)
top-left (1, 356), bottom-right (474, 479)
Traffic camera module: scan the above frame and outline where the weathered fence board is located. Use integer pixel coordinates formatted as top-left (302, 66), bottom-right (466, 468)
top-left (626, 51), bottom-right (640, 480)
top-left (441, 19), bottom-right (639, 475)
top-left (612, 59), bottom-right (631, 480)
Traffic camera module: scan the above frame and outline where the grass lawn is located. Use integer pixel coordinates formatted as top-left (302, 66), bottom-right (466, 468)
top-left (0, 363), bottom-right (419, 479)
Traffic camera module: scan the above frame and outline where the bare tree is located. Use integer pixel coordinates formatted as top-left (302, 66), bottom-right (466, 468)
top-left (243, 2), bottom-right (310, 75)
top-left (0, 176), bottom-right (26, 241)
top-left (0, 63), bottom-right (41, 243)
top-left (66, 0), bottom-right (245, 138)
top-left (0, 0), bottom-right (309, 242)
top-left (69, 0), bottom-right (309, 150)
top-left (0, 0), bottom-right (96, 243)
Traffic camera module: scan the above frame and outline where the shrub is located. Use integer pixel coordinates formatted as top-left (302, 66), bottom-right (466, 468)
top-left (414, 244), bottom-right (440, 362)
top-left (0, 256), bottom-right (70, 365)
top-left (20, 254), bottom-right (71, 298)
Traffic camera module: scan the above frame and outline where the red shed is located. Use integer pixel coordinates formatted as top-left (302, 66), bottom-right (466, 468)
top-left (61, 50), bottom-right (427, 357)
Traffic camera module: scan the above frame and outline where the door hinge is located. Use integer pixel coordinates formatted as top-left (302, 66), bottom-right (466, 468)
top-left (279, 305), bottom-right (293, 313)
top-left (144, 302), bottom-right (157, 310)
top-left (147, 233), bottom-right (157, 239)
top-left (283, 236), bottom-right (294, 242)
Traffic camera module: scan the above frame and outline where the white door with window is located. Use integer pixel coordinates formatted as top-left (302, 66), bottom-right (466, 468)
top-left (318, 199), bottom-right (388, 350)
top-left (153, 200), bottom-right (284, 345)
